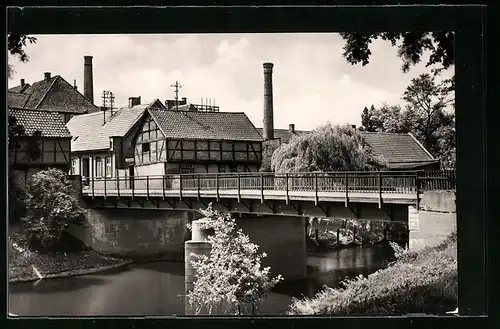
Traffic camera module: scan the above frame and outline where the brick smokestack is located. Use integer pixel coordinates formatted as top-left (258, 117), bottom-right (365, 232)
top-left (84, 56), bottom-right (94, 104)
top-left (263, 62), bottom-right (274, 140)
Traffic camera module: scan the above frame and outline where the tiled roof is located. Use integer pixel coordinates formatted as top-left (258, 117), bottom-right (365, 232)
top-left (361, 131), bottom-right (436, 165)
top-left (149, 109), bottom-right (264, 141)
top-left (67, 101), bottom-right (161, 152)
top-left (8, 75), bottom-right (100, 114)
top-left (9, 83), bottom-right (30, 93)
top-left (9, 108), bottom-right (71, 138)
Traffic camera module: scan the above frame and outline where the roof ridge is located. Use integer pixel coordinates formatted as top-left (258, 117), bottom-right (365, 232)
top-left (34, 76), bottom-right (59, 109)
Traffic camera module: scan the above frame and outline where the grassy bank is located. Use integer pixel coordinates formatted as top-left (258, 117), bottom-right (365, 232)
top-left (9, 233), bottom-right (129, 282)
top-left (289, 232), bottom-right (457, 316)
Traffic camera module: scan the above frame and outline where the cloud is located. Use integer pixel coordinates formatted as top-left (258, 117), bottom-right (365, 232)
top-left (8, 33), bottom-right (453, 130)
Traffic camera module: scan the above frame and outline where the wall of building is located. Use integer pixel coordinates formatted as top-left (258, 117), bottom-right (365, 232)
top-left (10, 137), bottom-right (71, 167)
top-left (409, 190), bottom-right (456, 251)
top-left (67, 208), bottom-right (198, 260)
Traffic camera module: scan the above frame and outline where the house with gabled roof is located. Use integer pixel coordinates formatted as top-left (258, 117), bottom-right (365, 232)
top-left (8, 57), bottom-right (100, 123)
top-left (66, 97), bottom-right (166, 186)
top-left (257, 124), bottom-right (440, 171)
top-left (133, 107), bottom-right (263, 178)
top-left (8, 108), bottom-right (72, 184)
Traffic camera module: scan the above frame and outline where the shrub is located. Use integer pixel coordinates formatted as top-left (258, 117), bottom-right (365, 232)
top-left (21, 168), bottom-right (86, 251)
top-left (288, 231), bottom-right (457, 316)
top-left (186, 205), bottom-right (283, 315)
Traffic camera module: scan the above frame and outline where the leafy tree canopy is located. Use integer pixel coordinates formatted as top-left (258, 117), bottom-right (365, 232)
top-left (271, 124), bottom-right (387, 173)
top-left (8, 34), bottom-right (37, 80)
top-left (339, 32), bottom-right (454, 74)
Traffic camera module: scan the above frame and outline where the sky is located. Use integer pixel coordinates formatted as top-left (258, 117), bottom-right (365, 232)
top-left (8, 33), bottom-right (453, 131)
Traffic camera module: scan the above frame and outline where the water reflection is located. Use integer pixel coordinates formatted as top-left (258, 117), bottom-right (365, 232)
top-left (9, 243), bottom-right (394, 316)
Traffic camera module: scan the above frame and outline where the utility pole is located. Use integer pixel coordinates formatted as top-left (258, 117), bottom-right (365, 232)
top-left (170, 81), bottom-right (182, 110)
top-left (109, 91), bottom-right (115, 116)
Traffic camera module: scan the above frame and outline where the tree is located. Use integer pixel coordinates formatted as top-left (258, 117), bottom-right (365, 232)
top-left (260, 140), bottom-right (280, 172)
top-left (271, 123), bottom-right (387, 173)
top-left (21, 168), bottom-right (86, 250)
top-left (8, 34), bottom-right (37, 80)
top-left (187, 205), bottom-right (283, 315)
top-left (340, 32), bottom-right (454, 74)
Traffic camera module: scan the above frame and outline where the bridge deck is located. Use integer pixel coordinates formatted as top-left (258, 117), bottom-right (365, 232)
top-left (82, 188), bottom-right (418, 205)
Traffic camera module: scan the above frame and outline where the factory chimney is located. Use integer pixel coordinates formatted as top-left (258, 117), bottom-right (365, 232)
top-left (263, 62), bottom-right (275, 140)
top-left (84, 56), bottom-right (94, 104)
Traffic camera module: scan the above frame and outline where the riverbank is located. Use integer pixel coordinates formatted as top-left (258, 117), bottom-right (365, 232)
top-left (289, 231), bottom-right (457, 316)
top-left (8, 233), bottom-right (132, 283)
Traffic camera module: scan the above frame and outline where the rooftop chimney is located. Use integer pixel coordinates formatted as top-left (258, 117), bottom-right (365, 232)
top-left (20, 79), bottom-right (25, 87)
top-left (263, 62), bottom-right (274, 140)
top-left (73, 79), bottom-right (78, 90)
top-left (84, 56), bottom-right (94, 104)
top-left (128, 96), bottom-right (141, 108)
top-left (351, 124), bottom-right (356, 129)
top-left (44, 72), bottom-right (51, 81)
top-left (289, 124), bottom-right (295, 133)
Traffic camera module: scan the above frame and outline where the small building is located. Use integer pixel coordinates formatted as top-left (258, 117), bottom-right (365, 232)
top-left (257, 126), bottom-right (440, 171)
top-left (8, 57), bottom-right (100, 123)
top-left (66, 97), bottom-right (165, 185)
top-left (8, 108), bottom-right (72, 184)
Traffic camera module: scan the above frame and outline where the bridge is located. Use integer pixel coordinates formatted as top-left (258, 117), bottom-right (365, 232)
top-left (75, 170), bottom-right (453, 220)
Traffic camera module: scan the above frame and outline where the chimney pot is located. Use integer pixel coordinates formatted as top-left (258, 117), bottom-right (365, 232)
top-left (84, 56), bottom-right (94, 104)
top-left (128, 96), bottom-right (141, 108)
top-left (20, 78), bottom-right (25, 86)
top-left (44, 72), bottom-right (51, 81)
top-left (181, 97), bottom-right (187, 104)
top-left (263, 62), bottom-right (275, 140)
top-left (289, 124), bottom-right (295, 133)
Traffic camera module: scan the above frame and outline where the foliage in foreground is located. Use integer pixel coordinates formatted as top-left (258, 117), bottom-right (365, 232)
top-left (21, 168), bottom-right (86, 251)
top-left (271, 124), bottom-right (387, 173)
top-left (187, 205), bottom-right (283, 315)
top-left (288, 231), bottom-right (457, 316)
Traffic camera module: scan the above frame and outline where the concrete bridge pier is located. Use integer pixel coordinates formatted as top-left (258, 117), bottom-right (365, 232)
top-left (184, 215), bottom-right (307, 315)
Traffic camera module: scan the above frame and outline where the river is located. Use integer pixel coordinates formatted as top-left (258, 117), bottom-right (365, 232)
top-left (8, 243), bottom-right (395, 316)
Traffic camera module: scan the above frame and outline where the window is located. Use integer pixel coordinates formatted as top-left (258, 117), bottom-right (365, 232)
top-left (180, 164), bottom-right (195, 174)
top-left (95, 157), bottom-right (102, 177)
top-left (71, 158), bottom-right (79, 175)
top-left (142, 143), bottom-right (150, 153)
top-left (218, 164), bottom-right (226, 173)
top-left (105, 157), bottom-right (112, 177)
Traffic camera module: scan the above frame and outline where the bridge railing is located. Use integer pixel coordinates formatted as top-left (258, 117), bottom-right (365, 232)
top-left (81, 171), bottom-right (426, 197)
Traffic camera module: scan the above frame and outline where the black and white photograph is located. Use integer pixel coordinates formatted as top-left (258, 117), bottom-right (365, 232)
top-left (8, 30), bottom-right (458, 317)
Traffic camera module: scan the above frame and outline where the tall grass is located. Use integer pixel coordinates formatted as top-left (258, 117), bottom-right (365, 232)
top-left (288, 232), bottom-right (457, 316)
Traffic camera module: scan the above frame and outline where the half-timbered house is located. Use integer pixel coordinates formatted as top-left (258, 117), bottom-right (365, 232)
top-left (8, 108), bottom-right (72, 184)
top-left (133, 108), bottom-right (264, 177)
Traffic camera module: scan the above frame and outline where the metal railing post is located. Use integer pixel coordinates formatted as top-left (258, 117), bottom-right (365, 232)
top-left (104, 175), bottom-right (107, 199)
top-left (378, 172), bottom-right (383, 208)
top-left (216, 173), bottom-right (220, 201)
top-left (237, 174), bottom-right (241, 202)
top-left (285, 173), bottom-right (289, 205)
top-left (314, 172), bottom-right (318, 206)
top-left (117, 176), bottom-right (120, 199)
top-left (92, 176), bottom-right (95, 199)
top-left (146, 176), bottom-right (150, 199)
top-left (132, 176), bottom-right (135, 199)
top-left (179, 175), bottom-right (183, 201)
top-left (162, 175), bottom-right (166, 200)
top-left (197, 174), bottom-right (201, 200)
top-left (260, 173), bottom-right (264, 203)
top-left (345, 173), bottom-right (349, 207)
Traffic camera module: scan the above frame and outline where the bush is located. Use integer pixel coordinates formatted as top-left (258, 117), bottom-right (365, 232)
top-left (186, 205), bottom-right (283, 315)
top-left (288, 231), bottom-right (457, 316)
top-left (21, 168), bottom-right (86, 251)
